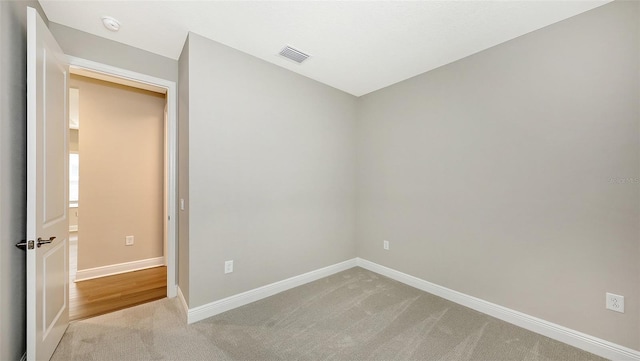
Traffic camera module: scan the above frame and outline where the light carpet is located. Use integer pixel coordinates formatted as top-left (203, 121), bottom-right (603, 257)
top-left (51, 267), bottom-right (606, 361)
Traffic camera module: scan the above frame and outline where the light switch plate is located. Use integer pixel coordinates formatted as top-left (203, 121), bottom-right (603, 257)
top-left (224, 260), bottom-right (233, 274)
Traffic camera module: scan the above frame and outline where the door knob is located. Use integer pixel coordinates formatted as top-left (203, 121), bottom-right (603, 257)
top-left (36, 236), bottom-right (55, 248)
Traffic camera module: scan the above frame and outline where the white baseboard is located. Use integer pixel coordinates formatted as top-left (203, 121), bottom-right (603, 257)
top-left (177, 286), bottom-right (189, 318)
top-left (75, 256), bottom-right (165, 282)
top-left (167, 283), bottom-right (177, 299)
top-left (356, 258), bottom-right (640, 361)
top-left (186, 258), bottom-right (358, 324)
top-left (177, 256), bottom-right (639, 360)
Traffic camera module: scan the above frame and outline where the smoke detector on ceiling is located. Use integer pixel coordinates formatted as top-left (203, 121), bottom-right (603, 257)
top-left (279, 46), bottom-right (310, 64)
top-left (101, 16), bottom-right (120, 32)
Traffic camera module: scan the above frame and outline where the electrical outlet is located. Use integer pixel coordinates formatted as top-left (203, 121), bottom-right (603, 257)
top-left (606, 292), bottom-right (624, 313)
top-left (125, 235), bottom-right (134, 246)
top-left (383, 240), bottom-right (389, 250)
top-left (224, 260), bottom-right (234, 274)
top-left (180, 198), bottom-right (185, 211)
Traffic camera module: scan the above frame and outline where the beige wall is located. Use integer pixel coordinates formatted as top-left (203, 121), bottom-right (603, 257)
top-left (356, 1), bottom-right (639, 349)
top-left (73, 74), bottom-right (166, 270)
top-left (184, 33), bottom-right (358, 308)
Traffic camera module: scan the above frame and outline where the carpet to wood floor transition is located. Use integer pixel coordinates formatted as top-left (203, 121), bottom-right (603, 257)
top-left (51, 267), bottom-right (606, 361)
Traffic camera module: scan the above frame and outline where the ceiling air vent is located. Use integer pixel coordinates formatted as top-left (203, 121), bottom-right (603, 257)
top-left (279, 46), bottom-right (310, 64)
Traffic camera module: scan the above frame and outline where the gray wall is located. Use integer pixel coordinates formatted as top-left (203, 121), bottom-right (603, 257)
top-left (184, 33), bottom-right (358, 307)
top-left (0, 2), bottom-right (48, 360)
top-left (178, 36), bottom-right (190, 303)
top-left (49, 22), bottom-right (178, 83)
top-left (356, 1), bottom-right (639, 349)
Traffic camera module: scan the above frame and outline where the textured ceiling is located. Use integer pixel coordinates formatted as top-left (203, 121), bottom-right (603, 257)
top-left (40, 1), bottom-right (611, 96)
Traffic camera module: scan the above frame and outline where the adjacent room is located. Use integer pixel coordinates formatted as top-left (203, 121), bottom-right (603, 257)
top-left (0, 1), bottom-right (638, 360)
top-left (67, 72), bottom-right (168, 321)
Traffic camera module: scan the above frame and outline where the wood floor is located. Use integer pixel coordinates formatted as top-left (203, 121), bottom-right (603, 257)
top-left (69, 266), bottom-right (167, 321)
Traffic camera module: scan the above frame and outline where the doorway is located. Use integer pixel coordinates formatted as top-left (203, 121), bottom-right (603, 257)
top-left (66, 60), bottom-right (177, 320)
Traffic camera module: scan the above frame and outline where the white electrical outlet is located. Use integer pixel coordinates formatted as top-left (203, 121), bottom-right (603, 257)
top-left (606, 292), bottom-right (624, 313)
top-left (383, 240), bottom-right (389, 250)
top-left (125, 235), bottom-right (134, 246)
top-left (224, 260), bottom-right (234, 274)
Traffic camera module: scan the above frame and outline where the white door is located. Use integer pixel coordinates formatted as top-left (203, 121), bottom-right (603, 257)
top-left (26, 6), bottom-right (70, 361)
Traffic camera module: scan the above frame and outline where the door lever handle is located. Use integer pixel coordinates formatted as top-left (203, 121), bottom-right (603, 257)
top-left (15, 240), bottom-right (31, 250)
top-left (16, 237), bottom-right (55, 250)
top-left (37, 236), bottom-right (55, 248)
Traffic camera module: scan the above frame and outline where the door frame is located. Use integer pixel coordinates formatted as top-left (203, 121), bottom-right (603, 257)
top-left (66, 56), bottom-right (178, 298)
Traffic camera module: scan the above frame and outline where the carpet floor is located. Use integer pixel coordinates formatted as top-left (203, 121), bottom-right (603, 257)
top-left (51, 267), bottom-right (607, 361)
